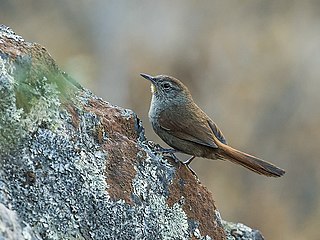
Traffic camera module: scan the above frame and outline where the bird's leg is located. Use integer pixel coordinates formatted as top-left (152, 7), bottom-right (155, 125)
top-left (183, 156), bottom-right (195, 165)
top-left (181, 156), bottom-right (199, 179)
top-left (186, 165), bottom-right (199, 180)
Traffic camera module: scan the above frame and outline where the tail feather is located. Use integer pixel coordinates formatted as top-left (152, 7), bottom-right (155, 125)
top-left (218, 144), bottom-right (285, 177)
top-left (207, 120), bottom-right (285, 177)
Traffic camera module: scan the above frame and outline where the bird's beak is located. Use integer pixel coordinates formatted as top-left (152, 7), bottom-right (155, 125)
top-left (140, 73), bottom-right (158, 93)
top-left (140, 73), bottom-right (156, 84)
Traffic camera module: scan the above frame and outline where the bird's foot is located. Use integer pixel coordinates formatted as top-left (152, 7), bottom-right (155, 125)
top-left (163, 152), bottom-right (180, 163)
top-left (146, 141), bottom-right (176, 153)
top-left (154, 145), bottom-right (177, 154)
top-left (153, 144), bottom-right (180, 162)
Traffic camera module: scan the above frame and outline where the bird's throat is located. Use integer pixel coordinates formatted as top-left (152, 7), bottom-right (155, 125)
top-left (151, 84), bottom-right (157, 93)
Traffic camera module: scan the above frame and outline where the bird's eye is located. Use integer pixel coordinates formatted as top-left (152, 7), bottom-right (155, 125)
top-left (162, 82), bottom-right (171, 89)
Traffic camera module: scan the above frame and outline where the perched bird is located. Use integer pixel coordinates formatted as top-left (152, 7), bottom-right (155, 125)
top-left (140, 73), bottom-right (285, 177)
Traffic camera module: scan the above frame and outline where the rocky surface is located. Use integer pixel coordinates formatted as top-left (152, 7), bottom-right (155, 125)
top-left (0, 25), bottom-right (264, 240)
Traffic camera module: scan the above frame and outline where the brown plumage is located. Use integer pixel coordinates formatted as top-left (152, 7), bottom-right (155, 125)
top-left (141, 73), bottom-right (285, 177)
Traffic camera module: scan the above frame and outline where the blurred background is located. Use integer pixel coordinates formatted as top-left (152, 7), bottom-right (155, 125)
top-left (1, 1), bottom-right (319, 239)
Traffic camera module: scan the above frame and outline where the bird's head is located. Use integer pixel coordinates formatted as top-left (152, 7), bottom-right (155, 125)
top-left (140, 73), bottom-right (192, 103)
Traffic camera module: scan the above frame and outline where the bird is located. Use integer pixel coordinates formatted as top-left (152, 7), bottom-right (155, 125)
top-left (140, 73), bottom-right (285, 177)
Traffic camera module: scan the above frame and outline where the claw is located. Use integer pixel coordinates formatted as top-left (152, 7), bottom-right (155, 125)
top-left (161, 151), bottom-right (180, 163)
top-left (168, 152), bottom-right (180, 163)
top-left (155, 145), bottom-right (178, 154)
top-left (153, 144), bottom-right (180, 162)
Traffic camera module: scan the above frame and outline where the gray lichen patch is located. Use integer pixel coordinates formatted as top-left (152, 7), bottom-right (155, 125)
top-left (1, 109), bottom-right (109, 239)
top-left (0, 203), bottom-right (37, 240)
top-left (0, 24), bottom-right (25, 42)
top-left (20, 76), bottom-right (62, 132)
top-left (0, 56), bottom-right (24, 152)
top-left (222, 221), bottom-right (265, 240)
top-left (132, 154), bottom-right (189, 239)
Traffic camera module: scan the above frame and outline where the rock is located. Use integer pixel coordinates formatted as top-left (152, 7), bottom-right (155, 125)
top-left (0, 25), bottom-right (263, 240)
top-left (222, 221), bottom-right (265, 240)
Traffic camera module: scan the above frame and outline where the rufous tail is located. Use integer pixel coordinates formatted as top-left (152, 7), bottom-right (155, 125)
top-left (208, 121), bottom-right (285, 177)
top-left (218, 143), bottom-right (285, 177)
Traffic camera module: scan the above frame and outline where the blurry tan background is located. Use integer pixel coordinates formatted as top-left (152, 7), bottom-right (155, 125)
top-left (1, 1), bottom-right (320, 239)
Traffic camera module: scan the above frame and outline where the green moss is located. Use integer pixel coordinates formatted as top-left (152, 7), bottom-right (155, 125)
top-left (0, 50), bottom-right (80, 154)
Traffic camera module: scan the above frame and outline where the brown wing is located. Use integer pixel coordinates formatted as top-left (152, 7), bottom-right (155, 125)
top-left (158, 106), bottom-right (224, 149)
top-left (207, 119), bottom-right (227, 144)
